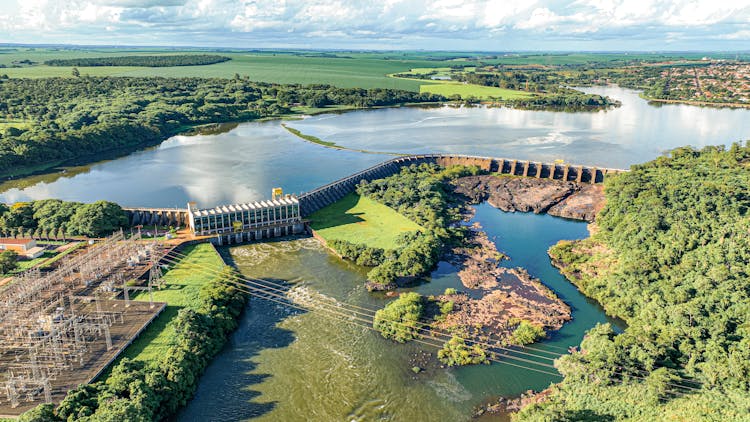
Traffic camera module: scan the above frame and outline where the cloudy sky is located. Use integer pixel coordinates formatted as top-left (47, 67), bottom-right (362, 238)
top-left (1, 0), bottom-right (749, 50)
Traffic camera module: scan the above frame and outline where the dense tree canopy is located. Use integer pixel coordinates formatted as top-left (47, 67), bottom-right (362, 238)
top-left (519, 143), bottom-right (750, 420)
top-left (0, 77), bottom-right (444, 175)
top-left (44, 55), bottom-right (231, 67)
top-left (0, 199), bottom-right (127, 238)
top-left (0, 250), bottom-right (18, 273)
top-left (373, 292), bottom-right (425, 343)
top-left (352, 163), bottom-right (481, 286)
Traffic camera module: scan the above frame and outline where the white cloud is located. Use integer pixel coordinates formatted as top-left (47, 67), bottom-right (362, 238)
top-left (0, 0), bottom-right (749, 49)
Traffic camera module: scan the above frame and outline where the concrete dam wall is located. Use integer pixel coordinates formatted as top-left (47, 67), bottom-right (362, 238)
top-left (123, 208), bottom-right (189, 227)
top-left (298, 154), bottom-right (626, 217)
top-left (123, 154), bottom-right (626, 225)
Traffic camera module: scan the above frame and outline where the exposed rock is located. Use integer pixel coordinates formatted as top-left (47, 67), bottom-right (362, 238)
top-left (472, 389), bottom-right (553, 418)
top-left (451, 175), bottom-right (605, 222)
top-left (437, 213), bottom-right (570, 344)
top-left (365, 281), bottom-right (397, 291)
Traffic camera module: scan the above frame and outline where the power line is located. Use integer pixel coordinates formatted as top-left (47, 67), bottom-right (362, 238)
top-left (161, 251), bottom-right (560, 365)
top-left (160, 249), bottom-right (704, 391)
top-left (157, 249), bottom-right (703, 394)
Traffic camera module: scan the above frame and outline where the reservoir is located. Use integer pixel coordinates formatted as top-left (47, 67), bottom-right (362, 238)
top-left (2, 87), bottom-right (749, 207)
top-left (2, 87), bottom-right (748, 420)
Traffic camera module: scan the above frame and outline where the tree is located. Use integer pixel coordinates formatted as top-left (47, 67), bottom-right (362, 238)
top-left (437, 336), bottom-right (488, 366)
top-left (0, 250), bottom-right (18, 274)
top-left (71, 67), bottom-right (80, 77)
top-left (67, 201), bottom-right (127, 237)
top-left (17, 403), bottom-right (59, 422)
top-left (511, 320), bottom-right (546, 345)
top-left (373, 292), bottom-right (424, 343)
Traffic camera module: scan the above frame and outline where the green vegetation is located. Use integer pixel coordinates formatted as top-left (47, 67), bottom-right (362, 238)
top-left (394, 65), bottom-right (620, 107)
top-left (282, 123), bottom-right (407, 155)
top-left (21, 244), bottom-right (247, 421)
top-left (510, 320), bottom-right (546, 345)
top-left (0, 77), bottom-right (443, 177)
top-left (518, 143), bottom-right (750, 421)
top-left (373, 292), bottom-right (424, 343)
top-left (437, 336), bottom-right (488, 367)
top-left (0, 200), bottom-right (128, 238)
top-left (10, 251), bottom-right (55, 274)
top-left (418, 81), bottom-right (534, 101)
top-left (355, 163), bottom-right (481, 287)
top-left (121, 243), bottom-right (224, 362)
top-left (373, 292), bottom-right (487, 367)
top-left (45, 54), bottom-right (230, 67)
top-left (0, 250), bottom-right (18, 273)
top-left (0, 50), bottom-right (446, 90)
top-left (311, 193), bottom-right (423, 251)
top-left (281, 124), bottom-right (340, 148)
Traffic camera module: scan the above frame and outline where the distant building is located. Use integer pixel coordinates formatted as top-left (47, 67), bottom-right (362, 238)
top-left (187, 196), bottom-right (304, 245)
top-left (430, 75), bottom-right (452, 80)
top-left (0, 238), bottom-right (45, 259)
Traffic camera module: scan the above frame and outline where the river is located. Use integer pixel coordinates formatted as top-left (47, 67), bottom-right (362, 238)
top-left (177, 206), bottom-right (619, 421)
top-left (3, 87), bottom-right (748, 420)
top-left (2, 86), bottom-right (749, 207)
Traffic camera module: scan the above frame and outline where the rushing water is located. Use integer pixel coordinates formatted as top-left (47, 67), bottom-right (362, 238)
top-left (178, 206), bottom-right (618, 422)
top-left (2, 87), bottom-right (750, 206)
top-left (3, 86), bottom-right (747, 420)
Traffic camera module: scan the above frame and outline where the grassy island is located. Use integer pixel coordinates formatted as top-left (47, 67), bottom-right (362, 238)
top-left (310, 193), bottom-right (423, 251)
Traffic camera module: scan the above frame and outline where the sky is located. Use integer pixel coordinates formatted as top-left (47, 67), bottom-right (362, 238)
top-left (1, 0), bottom-right (749, 51)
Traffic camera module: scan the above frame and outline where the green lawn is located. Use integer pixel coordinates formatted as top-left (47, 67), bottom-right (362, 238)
top-left (419, 82), bottom-right (535, 100)
top-left (310, 193), bottom-right (423, 250)
top-left (116, 243), bottom-right (224, 363)
top-left (12, 251), bottom-right (56, 273)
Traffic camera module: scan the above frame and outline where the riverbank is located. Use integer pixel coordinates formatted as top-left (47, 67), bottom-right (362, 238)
top-left (641, 94), bottom-right (750, 108)
top-left (452, 175), bottom-right (606, 222)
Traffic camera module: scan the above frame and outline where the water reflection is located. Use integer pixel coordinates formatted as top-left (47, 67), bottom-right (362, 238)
top-left (2, 86), bottom-right (749, 207)
top-left (290, 86), bottom-right (750, 169)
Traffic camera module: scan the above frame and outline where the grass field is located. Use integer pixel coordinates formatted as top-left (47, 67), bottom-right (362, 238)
top-left (11, 251), bottom-right (56, 273)
top-left (419, 82), bottom-right (535, 100)
top-left (0, 49), bottom-right (446, 90)
top-left (115, 243), bottom-right (224, 363)
top-left (310, 193), bottom-right (423, 250)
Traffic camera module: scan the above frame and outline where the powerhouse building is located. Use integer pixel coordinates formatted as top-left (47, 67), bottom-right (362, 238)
top-left (187, 196), bottom-right (304, 244)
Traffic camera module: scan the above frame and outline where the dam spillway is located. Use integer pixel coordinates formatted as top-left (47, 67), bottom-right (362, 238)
top-left (123, 154), bottom-right (626, 241)
top-left (296, 154), bottom-right (625, 217)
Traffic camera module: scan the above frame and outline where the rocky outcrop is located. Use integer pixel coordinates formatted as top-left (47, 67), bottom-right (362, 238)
top-left (437, 218), bottom-right (570, 342)
top-left (451, 175), bottom-right (605, 222)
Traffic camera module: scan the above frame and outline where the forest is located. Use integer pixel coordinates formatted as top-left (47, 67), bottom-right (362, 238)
top-left (352, 163), bottom-right (481, 287)
top-left (0, 76), bottom-right (444, 176)
top-left (44, 54), bottom-right (231, 67)
top-left (518, 143), bottom-right (750, 420)
top-left (0, 199), bottom-right (128, 238)
top-left (20, 265), bottom-right (247, 421)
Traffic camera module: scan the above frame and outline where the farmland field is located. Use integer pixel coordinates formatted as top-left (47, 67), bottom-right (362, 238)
top-left (0, 49), bottom-right (446, 90)
top-left (310, 193), bottom-right (423, 250)
top-left (418, 82), bottom-right (535, 99)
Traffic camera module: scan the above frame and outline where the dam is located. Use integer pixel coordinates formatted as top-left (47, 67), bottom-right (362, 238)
top-left (122, 154), bottom-right (626, 245)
